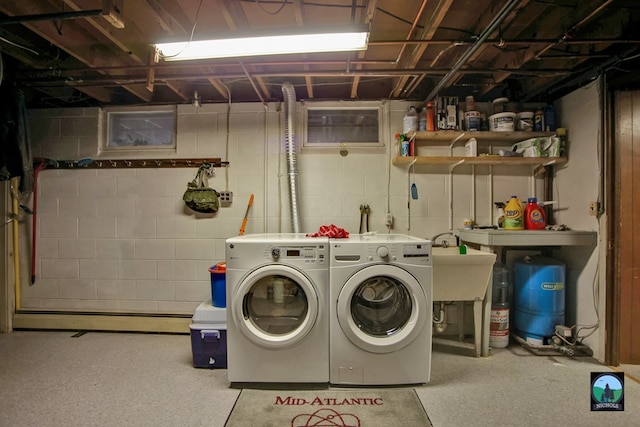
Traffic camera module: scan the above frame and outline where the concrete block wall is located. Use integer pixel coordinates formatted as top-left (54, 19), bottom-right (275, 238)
top-left (21, 100), bottom-right (538, 314)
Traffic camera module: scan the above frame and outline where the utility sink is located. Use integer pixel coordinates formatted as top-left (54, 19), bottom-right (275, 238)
top-left (432, 246), bottom-right (496, 302)
top-left (432, 246), bottom-right (497, 357)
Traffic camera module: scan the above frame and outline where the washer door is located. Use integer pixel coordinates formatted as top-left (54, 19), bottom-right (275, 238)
top-left (337, 265), bottom-right (427, 354)
top-left (231, 265), bottom-right (319, 349)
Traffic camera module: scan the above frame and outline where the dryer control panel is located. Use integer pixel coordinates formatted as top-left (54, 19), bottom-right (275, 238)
top-left (268, 245), bottom-right (327, 264)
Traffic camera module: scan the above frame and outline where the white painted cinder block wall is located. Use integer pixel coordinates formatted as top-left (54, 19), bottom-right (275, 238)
top-left (20, 89), bottom-right (602, 357)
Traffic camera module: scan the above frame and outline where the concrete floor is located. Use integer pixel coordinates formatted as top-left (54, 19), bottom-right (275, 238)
top-left (0, 331), bottom-right (638, 427)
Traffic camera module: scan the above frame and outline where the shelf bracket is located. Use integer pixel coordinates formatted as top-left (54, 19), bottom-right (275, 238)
top-left (448, 132), bottom-right (467, 156)
top-left (448, 159), bottom-right (465, 173)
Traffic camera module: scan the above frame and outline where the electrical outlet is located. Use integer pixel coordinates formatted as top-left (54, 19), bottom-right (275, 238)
top-left (385, 213), bottom-right (393, 227)
top-left (219, 191), bottom-right (233, 206)
top-left (588, 201), bottom-right (599, 216)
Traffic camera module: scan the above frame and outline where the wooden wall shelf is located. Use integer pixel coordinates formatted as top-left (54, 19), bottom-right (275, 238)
top-left (393, 130), bottom-right (562, 166)
top-left (393, 156), bottom-right (566, 166)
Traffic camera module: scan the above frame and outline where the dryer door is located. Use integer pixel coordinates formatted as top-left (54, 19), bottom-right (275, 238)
top-left (337, 264), bottom-right (428, 354)
top-left (231, 265), bottom-right (319, 349)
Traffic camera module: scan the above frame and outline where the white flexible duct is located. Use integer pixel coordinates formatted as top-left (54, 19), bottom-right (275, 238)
top-left (281, 82), bottom-right (301, 233)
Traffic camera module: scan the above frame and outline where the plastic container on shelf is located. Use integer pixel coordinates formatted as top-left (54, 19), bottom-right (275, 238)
top-left (426, 102), bottom-right (436, 131)
top-left (403, 106), bottom-right (418, 134)
top-left (464, 110), bottom-right (481, 131)
top-left (465, 95), bottom-right (475, 111)
top-left (534, 108), bottom-right (544, 131)
top-left (524, 197), bottom-right (546, 230)
top-left (516, 112), bottom-right (534, 131)
top-left (504, 196), bottom-right (524, 230)
top-left (489, 112), bottom-right (516, 131)
top-left (418, 106), bottom-right (427, 131)
top-left (491, 97), bottom-right (509, 115)
top-left (544, 105), bottom-right (556, 131)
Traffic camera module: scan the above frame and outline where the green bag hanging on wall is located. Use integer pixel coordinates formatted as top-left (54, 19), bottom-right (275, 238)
top-left (183, 163), bottom-right (220, 213)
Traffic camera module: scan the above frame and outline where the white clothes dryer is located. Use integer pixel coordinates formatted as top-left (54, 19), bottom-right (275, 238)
top-left (329, 234), bottom-right (432, 385)
top-left (225, 234), bottom-right (329, 385)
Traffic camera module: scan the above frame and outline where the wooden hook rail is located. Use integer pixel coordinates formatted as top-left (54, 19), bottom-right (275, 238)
top-left (34, 158), bottom-right (227, 169)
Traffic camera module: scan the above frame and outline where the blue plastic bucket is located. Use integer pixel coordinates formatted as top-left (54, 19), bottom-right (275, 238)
top-left (513, 256), bottom-right (565, 343)
top-left (209, 262), bottom-right (226, 308)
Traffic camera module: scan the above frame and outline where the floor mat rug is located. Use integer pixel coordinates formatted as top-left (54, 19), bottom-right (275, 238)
top-left (225, 388), bottom-right (432, 427)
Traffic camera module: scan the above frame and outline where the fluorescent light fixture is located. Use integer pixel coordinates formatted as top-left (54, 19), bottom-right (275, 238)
top-left (155, 29), bottom-right (369, 61)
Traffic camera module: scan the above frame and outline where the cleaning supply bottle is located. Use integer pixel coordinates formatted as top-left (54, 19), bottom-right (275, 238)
top-left (504, 196), bottom-right (524, 230)
top-left (418, 106), bottom-right (427, 131)
top-left (490, 263), bottom-right (510, 348)
top-left (400, 134), bottom-right (410, 156)
top-left (403, 106), bottom-right (418, 134)
top-left (524, 197), bottom-right (546, 230)
top-left (426, 102), bottom-right (435, 131)
top-left (494, 202), bottom-right (506, 228)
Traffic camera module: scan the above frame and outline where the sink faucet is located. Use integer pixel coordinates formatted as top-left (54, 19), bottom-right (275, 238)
top-left (430, 231), bottom-right (457, 248)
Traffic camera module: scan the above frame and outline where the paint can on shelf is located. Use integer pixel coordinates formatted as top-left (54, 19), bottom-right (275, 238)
top-left (489, 112), bottom-right (516, 132)
top-left (516, 112), bottom-right (534, 131)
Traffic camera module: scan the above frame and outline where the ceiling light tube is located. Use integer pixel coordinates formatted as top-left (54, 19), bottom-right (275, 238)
top-left (155, 28), bottom-right (369, 61)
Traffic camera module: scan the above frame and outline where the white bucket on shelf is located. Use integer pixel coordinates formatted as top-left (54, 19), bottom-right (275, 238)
top-left (516, 112), bottom-right (534, 131)
top-left (489, 112), bottom-right (516, 132)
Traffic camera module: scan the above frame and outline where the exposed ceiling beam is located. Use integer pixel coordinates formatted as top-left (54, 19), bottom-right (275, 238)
top-left (220, 0), bottom-right (249, 31)
top-left (144, 0), bottom-right (189, 35)
top-left (476, 0), bottom-right (613, 96)
top-left (206, 74), bottom-right (230, 100)
top-left (391, 0), bottom-right (454, 98)
top-left (0, 0), bottom-right (121, 102)
top-left (350, 0), bottom-right (378, 99)
top-left (164, 80), bottom-right (191, 101)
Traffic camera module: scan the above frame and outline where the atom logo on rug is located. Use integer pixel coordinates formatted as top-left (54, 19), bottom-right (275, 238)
top-left (291, 408), bottom-right (360, 427)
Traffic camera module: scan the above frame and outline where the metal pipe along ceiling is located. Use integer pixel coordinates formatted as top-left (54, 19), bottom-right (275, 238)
top-left (424, 0), bottom-right (525, 102)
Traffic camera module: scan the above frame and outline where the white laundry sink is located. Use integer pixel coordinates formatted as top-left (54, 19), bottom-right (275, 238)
top-left (432, 246), bottom-right (496, 301)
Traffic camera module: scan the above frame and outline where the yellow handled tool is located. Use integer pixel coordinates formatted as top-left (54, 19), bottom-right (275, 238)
top-left (239, 194), bottom-right (254, 235)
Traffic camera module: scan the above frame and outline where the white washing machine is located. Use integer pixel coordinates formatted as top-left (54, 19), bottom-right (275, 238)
top-left (330, 234), bottom-right (432, 385)
top-left (225, 234), bottom-right (329, 385)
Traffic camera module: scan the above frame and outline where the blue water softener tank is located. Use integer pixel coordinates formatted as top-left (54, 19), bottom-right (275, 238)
top-left (513, 256), bottom-right (565, 344)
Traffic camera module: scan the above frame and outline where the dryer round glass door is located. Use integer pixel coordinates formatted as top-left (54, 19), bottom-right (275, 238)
top-left (231, 265), bottom-right (319, 349)
top-left (337, 265), bottom-right (428, 354)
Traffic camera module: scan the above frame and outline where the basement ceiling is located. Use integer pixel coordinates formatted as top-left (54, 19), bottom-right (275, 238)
top-left (1, 0), bottom-right (639, 108)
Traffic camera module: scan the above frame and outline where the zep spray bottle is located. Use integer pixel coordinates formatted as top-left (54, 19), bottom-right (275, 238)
top-left (504, 196), bottom-right (524, 230)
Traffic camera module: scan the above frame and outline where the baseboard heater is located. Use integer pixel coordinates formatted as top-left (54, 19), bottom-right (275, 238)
top-left (12, 311), bottom-right (191, 334)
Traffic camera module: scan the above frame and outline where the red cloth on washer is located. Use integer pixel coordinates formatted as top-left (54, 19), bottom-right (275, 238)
top-left (306, 224), bottom-right (349, 238)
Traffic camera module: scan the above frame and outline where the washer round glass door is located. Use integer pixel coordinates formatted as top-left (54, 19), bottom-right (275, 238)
top-left (337, 265), bottom-right (428, 354)
top-left (231, 265), bottom-right (319, 349)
